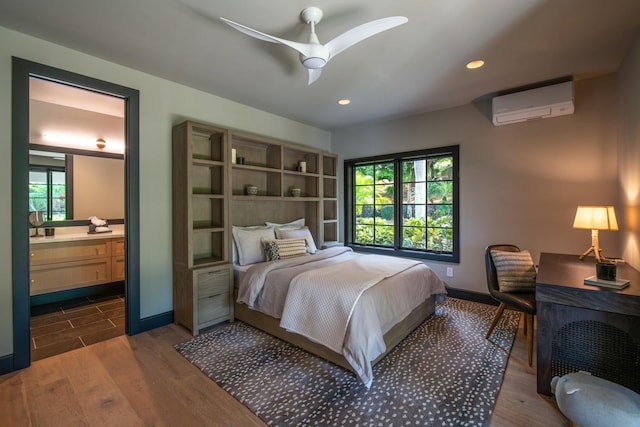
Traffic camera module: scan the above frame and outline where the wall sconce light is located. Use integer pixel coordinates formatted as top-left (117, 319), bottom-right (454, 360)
top-left (96, 138), bottom-right (106, 149)
top-left (573, 205), bottom-right (618, 262)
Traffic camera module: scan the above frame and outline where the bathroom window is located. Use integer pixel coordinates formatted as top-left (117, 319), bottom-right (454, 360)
top-left (29, 166), bottom-right (67, 221)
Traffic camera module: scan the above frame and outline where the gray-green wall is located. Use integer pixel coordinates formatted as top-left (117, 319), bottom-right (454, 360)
top-left (0, 26), bottom-right (330, 359)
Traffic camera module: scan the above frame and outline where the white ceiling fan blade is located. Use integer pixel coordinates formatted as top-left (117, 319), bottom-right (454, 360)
top-left (325, 16), bottom-right (408, 59)
top-left (220, 17), bottom-right (315, 58)
top-left (308, 68), bottom-right (322, 85)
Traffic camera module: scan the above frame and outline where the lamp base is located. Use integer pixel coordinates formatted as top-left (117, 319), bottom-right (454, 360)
top-left (579, 245), bottom-right (607, 263)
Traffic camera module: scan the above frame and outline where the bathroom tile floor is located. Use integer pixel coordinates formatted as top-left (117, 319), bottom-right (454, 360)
top-left (30, 294), bottom-right (125, 362)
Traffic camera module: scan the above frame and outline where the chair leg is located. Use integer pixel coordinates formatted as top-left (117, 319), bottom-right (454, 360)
top-left (526, 313), bottom-right (535, 367)
top-left (523, 312), bottom-right (528, 336)
top-left (486, 303), bottom-right (506, 339)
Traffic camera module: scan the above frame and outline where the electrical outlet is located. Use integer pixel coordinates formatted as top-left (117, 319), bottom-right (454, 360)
top-left (446, 267), bottom-right (453, 278)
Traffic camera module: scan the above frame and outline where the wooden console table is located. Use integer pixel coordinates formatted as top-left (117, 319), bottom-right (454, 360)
top-left (536, 253), bottom-right (640, 395)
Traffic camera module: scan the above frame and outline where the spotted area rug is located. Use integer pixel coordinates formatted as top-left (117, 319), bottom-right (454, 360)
top-left (175, 297), bottom-right (519, 426)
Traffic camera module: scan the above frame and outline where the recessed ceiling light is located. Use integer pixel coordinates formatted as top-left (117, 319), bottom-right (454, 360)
top-left (337, 99), bottom-right (351, 106)
top-left (466, 60), bottom-right (485, 70)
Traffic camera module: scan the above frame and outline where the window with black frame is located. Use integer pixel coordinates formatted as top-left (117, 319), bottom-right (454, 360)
top-left (28, 166), bottom-right (67, 221)
top-left (344, 145), bottom-right (459, 263)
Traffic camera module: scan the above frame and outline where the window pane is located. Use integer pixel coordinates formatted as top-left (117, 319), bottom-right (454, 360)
top-left (356, 204), bottom-right (374, 219)
top-left (376, 184), bottom-right (394, 205)
top-left (374, 163), bottom-right (394, 184)
top-left (403, 182), bottom-right (426, 204)
top-left (374, 225), bottom-right (394, 246)
top-left (427, 227), bottom-right (453, 252)
top-left (51, 170), bottom-right (66, 221)
top-left (375, 204), bottom-right (394, 222)
top-left (28, 170), bottom-right (48, 214)
top-left (355, 185), bottom-right (374, 205)
top-left (427, 205), bottom-right (453, 228)
top-left (403, 225), bottom-right (426, 249)
top-left (402, 204), bottom-right (426, 224)
top-left (427, 157), bottom-right (453, 181)
top-left (402, 159), bottom-right (425, 183)
top-left (355, 223), bottom-right (374, 245)
top-left (427, 181), bottom-right (453, 204)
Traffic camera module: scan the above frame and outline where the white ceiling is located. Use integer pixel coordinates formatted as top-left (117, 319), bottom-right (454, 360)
top-left (2, 0), bottom-right (640, 130)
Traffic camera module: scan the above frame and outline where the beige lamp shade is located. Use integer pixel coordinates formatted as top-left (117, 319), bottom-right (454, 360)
top-left (573, 206), bottom-right (618, 231)
top-left (573, 206), bottom-right (618, 262)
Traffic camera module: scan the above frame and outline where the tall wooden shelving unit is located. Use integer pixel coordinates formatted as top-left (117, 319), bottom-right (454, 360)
top-left (229, 131), bottom-right (338, 247)
top-left (172, 121), bottom-right (233, 335)
top-left (172, 120), bottom-right (339, 334)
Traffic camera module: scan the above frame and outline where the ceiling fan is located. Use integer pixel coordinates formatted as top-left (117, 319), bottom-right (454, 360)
top-left (220, 7), bottom-right (408, 85)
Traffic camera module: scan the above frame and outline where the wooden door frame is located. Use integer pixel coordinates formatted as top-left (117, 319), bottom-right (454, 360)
top-left (11, 57), bottom-right (141, 371)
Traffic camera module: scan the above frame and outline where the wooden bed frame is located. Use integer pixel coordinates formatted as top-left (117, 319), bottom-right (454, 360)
top-left (234, 291), bottom-right (436, 372)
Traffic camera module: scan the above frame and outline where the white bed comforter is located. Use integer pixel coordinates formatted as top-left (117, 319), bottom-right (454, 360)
top-left (236, 247), bottom-right (447, 387)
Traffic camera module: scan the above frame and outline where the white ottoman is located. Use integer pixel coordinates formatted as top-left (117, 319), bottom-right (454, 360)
top-left (551, 372), bottom-right (640, 427)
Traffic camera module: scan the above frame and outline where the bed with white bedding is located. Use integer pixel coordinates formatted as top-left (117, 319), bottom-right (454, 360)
top-left (233, 238), bottom-right (447, 387)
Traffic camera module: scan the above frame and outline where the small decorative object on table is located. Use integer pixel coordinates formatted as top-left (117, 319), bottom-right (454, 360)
top-left (29, 211), bottom-right (45, 238)
top-left (44, 227), bottom-right (55, 237)
top-left (245, 185), bottom-right (258, 196)
top-left (290, 188), bottom-right (301, 197)
top-left (87, 215), bottom-right (111, 234)
top-left (584, 260), bottom-right (629, 289)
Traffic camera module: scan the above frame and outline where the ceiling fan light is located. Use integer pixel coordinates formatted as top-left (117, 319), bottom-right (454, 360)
top-left (302, 57), bottom-right (326, 69)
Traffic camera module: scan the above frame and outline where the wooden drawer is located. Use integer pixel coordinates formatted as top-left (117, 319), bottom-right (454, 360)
top-left (30, 239), bottom-right (111, 265)
top-left (112, 255), bottom-right (126, 281)
top-left (30, 258), bottom-right (111, 295)
top-left (111, 238), bottom-right (125, 256)
top-left (196, 268), bottom-right (230, 298)
top-left (197, 292), bottom-right (230, 324)
top-left (191, 264), bottom-right (233, 332)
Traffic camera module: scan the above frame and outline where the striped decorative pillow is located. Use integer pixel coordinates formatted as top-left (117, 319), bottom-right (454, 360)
top-left (262, 238), bottom-right (309, 261)
top-left (490, 250), bottom-right (537, 292)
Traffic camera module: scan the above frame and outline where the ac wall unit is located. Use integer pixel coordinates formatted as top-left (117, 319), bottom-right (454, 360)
top-left (492, 81), bottom-right (574, 126)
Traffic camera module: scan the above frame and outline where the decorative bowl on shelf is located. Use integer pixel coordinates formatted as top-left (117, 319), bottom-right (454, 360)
top-left (290, 188), bottom-right (301, 197)
top-left (245, 185), bottom-right (258, 196)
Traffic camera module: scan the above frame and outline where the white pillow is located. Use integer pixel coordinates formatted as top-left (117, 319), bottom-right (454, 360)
top-left (265, 218), bottom-right (305, 230)
top-left (232, 226), bottom-right (276, 266)
top-left (231, 225), bottom-right (271, 264)
top-left (275, 226), bottom-right (317, 254)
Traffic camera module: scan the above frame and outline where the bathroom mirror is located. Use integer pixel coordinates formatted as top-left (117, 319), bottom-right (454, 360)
top-left (28, 148), bottom-right (124, 223)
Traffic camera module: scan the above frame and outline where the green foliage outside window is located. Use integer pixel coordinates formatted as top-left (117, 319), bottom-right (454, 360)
top-left (29, 169), bottom-right (67, 221)
top-left (353, 155), bottom-right (454, 253)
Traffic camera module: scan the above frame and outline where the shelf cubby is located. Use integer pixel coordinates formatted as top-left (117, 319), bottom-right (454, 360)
top-left (322, 154), bottom-right (337, 177)
top-left (232, 135), bottom-right (281, 169)
top-left (192, 128), bottom-right (224, 162)
top-left (283, 172), bottom-right (319, 198)
top-left (192, 164), bottom-right (225, 195)
top-left (192, 230), bottom-right (225, 266)
top-left (192, 196), bottom-right (225, 229)
top-left (283, 146), bottom-right (319, 174)
top-left (323, 221), bottom-right (338, 243)
top-left (232, 167), bottom-right (281, 196)
top-left (323, 177), bottom-right (337, 198)
top-left (323, 200), bottom-right (337, 221)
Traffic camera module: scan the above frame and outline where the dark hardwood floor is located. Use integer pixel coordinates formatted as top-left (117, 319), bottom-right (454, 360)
top-left (30, 294), bottom-right (126, 362)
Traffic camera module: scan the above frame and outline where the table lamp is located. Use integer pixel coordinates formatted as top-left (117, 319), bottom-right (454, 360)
top-left (572, 206), bottom-right (618, 262)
